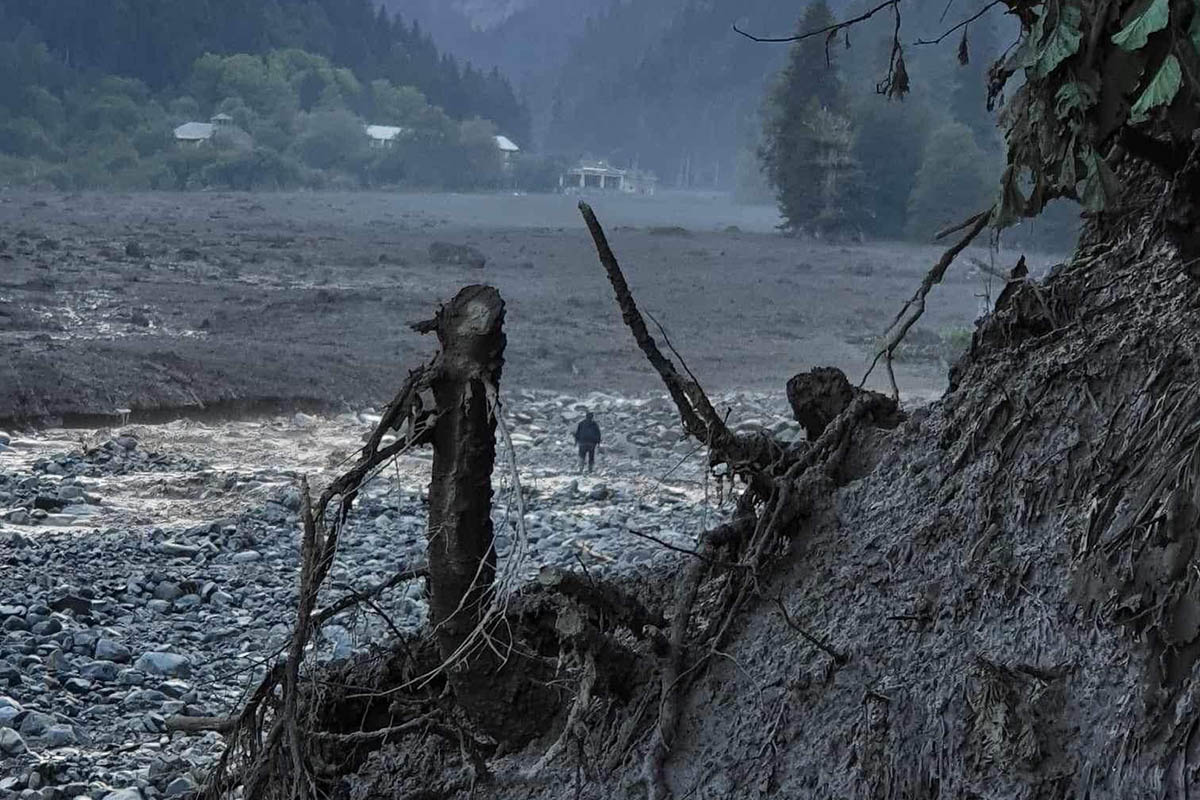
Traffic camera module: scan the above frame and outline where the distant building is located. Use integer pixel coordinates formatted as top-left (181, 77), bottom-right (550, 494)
top-left (364, 125), bottom-right (408, 149)
top-left (560, 160), bottom-right (657, 196)
top-left (494, 135), bottom-right (520, 170)
top-left (173, 114), bottom-right (245, 148)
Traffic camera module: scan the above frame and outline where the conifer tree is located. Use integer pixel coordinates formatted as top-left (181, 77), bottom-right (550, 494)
top-left (759, 0), bottom-right (862, 235)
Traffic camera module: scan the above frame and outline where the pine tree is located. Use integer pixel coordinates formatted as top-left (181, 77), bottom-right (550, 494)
top-left (759, 0), bottom-right (861, 235)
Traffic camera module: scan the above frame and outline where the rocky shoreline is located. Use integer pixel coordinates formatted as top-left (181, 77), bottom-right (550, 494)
top-left (0, 390), bottom-right (802, 799)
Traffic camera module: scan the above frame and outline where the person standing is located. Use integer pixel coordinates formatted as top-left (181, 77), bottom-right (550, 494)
top-left (574, 410), bottom-right (602, 473)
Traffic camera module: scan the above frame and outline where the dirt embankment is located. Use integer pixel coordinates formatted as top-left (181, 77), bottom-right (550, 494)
top-left (0, 190), bottom-right (1049, 426)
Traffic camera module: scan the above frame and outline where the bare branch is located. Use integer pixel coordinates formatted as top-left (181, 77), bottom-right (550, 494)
top-left (861, 207), bottom-right (994, 398)
top-left (733, 0), bottom-right (898, 43)
top-left (914, 0), bottom-right (1004, 46)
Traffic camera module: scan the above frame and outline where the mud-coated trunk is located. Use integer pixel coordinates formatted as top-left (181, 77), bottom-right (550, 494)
top-left (426, 285), bottom-right (505, 667)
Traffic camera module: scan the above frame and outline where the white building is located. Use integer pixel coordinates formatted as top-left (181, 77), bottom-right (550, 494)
top-left (494, 135), bottom-right (520, 169)
top-left (364, 125), bottom-right (408, 149)
top-left (173, 114), bottom-right (237, 147)
top-left (560, 160), bottom-right (657, 196)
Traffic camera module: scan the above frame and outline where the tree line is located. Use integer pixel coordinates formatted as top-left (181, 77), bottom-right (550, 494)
top-left (755, 0), bottom-right (1079, 248)
top-left (0, 1), bottom-right (552, 191)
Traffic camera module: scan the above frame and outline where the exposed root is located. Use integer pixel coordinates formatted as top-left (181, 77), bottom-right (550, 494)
top-left (578, 203), bottom-right (906, 799)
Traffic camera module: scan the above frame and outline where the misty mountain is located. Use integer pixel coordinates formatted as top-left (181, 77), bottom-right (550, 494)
top-left (379, 0), bottom-right (815, 186)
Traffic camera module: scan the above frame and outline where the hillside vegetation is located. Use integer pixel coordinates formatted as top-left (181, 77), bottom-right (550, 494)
top-left (0, 0), bottom-right (537, 190)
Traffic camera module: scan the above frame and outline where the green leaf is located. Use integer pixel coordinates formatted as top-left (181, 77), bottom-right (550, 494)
top-left (1130, 54), bottom-right (1182, 121)
top-left (993, 165), bottom-right (1027, 228)
top-left (1111, 0), bottom-right (1170, 52)
top-left (1031, 3), bottom-right (1083, 78)
top-left (1080, 150), bottom-right (1123, 212)
top-left (1054, 81), bottom-right (1097, 118)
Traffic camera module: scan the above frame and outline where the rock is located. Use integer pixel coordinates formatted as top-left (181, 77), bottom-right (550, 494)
top-left (115, 435), bottom-right (138, 451)
top-left (278, 487), bottom-right (302, 511)
top-left (17, 711), bottom-right (56, 737)
top-left (0, 604), bottom-right (25, 618)
top-left (2, 509), bottom-right (31, 525)
top-left (31, 618), bottom-right (63, 636)
top-left (163, 776), bottom-right (197, 797)
top-left (428, 241), bottom-right (486, 269)
top-left (231, 550), bottom-right (262, 564)
top-left (41, 723), bottom-right (77, 747)
top-left (101, 789), bottom-right (144, 800)
top-left (0, 726), bottom-right (26, 755)
top-left (63, 677), bottom-right (92, 695)
top-left (589, 484), bottom-right (610, 500)
top-left (95, 639), bottom-right (131, 664)
top-left (208, 590), bottom-right (236, 607)
top-left (157, 542), bottom-right (200, 558)
top-left (152, 583), bottom-right (183, 602)
top-left (2, 616), bottom-right (29, 632)
top-left (134, 652), bottom-right (191, 678)
top-left (80, 661), bottom-right (119, 682)
top-left (174, 594), bottom-right (202, 611)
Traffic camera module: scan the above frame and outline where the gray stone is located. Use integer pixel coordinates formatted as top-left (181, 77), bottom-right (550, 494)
top-left (80, 661), bottom-right (119, 682)
top-left (231, 550), bottom-right (262, 564)
top-left (157, 543), bottom-right (200, 558)
top-left (152, 583), bottom-right (183, 602)
top-left (41, 723), bottom-right (77, 747)
top-left (0, 605), bottom-right (27, 618)
top-left (208, 590), bottom-right (236, 607)
top-left (3, 616), bottom-right (30, 632)
top-left (114, 436), bottom-right (138, 451)
top-left (0, 726), bottom-right (25, 755)
top-left (2, 509), bottom-right (30, 525)
top-left (63, 677), bottom-right (93, 695)
top-left (117, 669), bottom-right (146, 686)
top-left (49, 595), bottom-right (91, 616)
top-left (134, 652), bottom-right (191, 678)
top-left (94, 639), bottom-right (131, 664)
top-left (100, 790), bottom-right (143, 800)
top-left (172, 595), bottom-right (201, 611)
top-left (145, 599), bottom-right (171, 614)
top-left (17, 711), bottom-right (55, 737)
top-left (31, 619), bottom-right (62, 636)
top-left (163, 776), bottom-right (196, 797)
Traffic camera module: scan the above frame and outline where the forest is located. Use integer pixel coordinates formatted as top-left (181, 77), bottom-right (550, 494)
top-left (0, 0), bottom-right (540, 191)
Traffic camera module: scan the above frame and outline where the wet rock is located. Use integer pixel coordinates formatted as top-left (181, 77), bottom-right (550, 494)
top-left (152, 583), bottom-right (183, 602)
top-left (41, 723), bottom-right (77, 747)
top-left (134, 652), bottom-right (191, 678)
top-left (101, 789), bottom-right (144, 800)
top-left (49, 594), bottom-right (92, 616)
top-left (0, 726), bottom-right (26, 755)
top-left (17, 711), bottom-right (56, 737)
top-left (164, 776), bottom-right (197, 797)
top-left (157, 542), bottom-right (200, 558)
top-left (95, 639), bottom-right (131, 664)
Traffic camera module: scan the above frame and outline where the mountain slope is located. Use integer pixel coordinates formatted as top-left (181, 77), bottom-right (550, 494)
top-left (1, 0), bottom-right (530, 141)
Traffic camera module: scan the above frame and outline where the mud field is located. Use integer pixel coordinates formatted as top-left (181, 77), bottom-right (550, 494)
top-left (0, 190), bottom-right (1059, 425)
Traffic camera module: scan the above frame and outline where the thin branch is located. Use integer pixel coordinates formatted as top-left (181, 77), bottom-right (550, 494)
top-left (314, 566), bottom-right (429, 626)
top-left (914, 0), bottom-right (1003, 45)
top-left (733, 0), bottom-right (898, 43)
top-left (772, 597), bottom-right (848, 664)
top-left (861, 207), bottom-right (993, 398)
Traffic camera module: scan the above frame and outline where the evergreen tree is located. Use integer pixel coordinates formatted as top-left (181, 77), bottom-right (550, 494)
top-left (759, 1), bottom-right (860, 235)
top-left (905, 122), bottom-right (998, 240)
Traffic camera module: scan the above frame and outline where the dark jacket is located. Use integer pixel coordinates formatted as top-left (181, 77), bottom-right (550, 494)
top-left (574, 418), bottom-right (601, 446)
